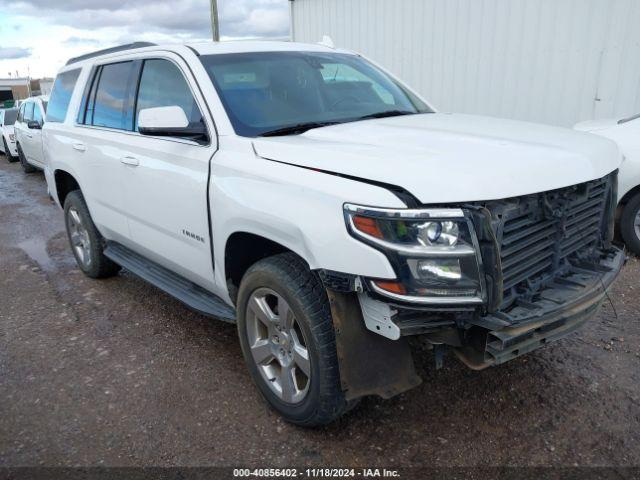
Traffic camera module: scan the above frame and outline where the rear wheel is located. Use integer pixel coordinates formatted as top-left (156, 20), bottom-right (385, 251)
top-left (620, 193), bottom-right (640, 256)
top-left (236, 253), bottom-right (349, 426)
top-left (63, 190), bottom-right (121, 278)
top-left (17, 143), bottom-right (36, 173)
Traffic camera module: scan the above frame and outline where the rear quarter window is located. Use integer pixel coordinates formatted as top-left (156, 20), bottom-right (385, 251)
top-left (47, 69), bottom-right (81, 123)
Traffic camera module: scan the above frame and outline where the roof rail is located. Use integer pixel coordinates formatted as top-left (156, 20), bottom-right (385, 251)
top-left (65, 42), bottom-right (157, 66)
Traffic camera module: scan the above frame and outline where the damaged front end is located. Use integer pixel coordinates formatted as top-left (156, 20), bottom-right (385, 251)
top-left (323, 172), bottom-right (625, 401)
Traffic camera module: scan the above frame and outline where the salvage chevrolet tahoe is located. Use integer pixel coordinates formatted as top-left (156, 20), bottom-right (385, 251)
top-left (43, 41), bottom-right (625, 426)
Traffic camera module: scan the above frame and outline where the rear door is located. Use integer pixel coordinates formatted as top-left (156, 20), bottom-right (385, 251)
top-left (72, 60), bottom-right (139, 244)
top-left (118, 55), bottom-right (217, 289)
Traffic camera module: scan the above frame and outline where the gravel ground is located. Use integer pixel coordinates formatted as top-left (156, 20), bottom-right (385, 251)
top-left (0, 156), bottom-right (639, 468)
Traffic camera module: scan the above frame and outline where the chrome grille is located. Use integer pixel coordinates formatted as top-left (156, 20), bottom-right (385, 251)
top-left (495, 175), bottom-right (611, 309)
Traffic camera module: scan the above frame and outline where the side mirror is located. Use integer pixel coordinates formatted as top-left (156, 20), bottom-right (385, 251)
top-left (27, 121), bottom-right (42, 130)
top-left (138, 106), bottom-right (207, 142)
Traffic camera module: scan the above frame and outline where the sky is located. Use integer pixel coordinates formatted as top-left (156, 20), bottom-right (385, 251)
top-left (0, 0), bottom-right (290, 79)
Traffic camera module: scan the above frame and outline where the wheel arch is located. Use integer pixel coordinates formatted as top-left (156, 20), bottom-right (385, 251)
top-left (223, 231), bottom-right (312, 303)
top-left (54, 169), bottom-right (81, 208)
top-left (619, 183), bottom-right (640, 206)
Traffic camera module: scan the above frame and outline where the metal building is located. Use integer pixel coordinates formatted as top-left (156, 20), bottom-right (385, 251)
top-left (0, 77), bottom-right (30, 108)
top-left (290, 0), bottom-right (640, 127)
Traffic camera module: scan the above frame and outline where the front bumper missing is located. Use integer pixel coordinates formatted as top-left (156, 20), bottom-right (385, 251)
top-left (324, 248), bottom-right (624, 400)
top-left (456, 247), bottom-right (625, 369)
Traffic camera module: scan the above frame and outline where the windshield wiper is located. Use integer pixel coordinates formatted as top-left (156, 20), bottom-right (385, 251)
top-left (259, 121), bottom-right (340, 137)
top-left (355, 110), bottom-right (416, 121)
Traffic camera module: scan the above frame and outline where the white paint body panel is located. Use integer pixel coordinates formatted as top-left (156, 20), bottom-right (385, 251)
top-left (291, 0), bottom-right (640, 128)
top-left (254, 113), bottom-right (621, 203)
top-left (575, 117), bottom-right (640, 202)
top-left (43, 41), bottom-right (622, 309)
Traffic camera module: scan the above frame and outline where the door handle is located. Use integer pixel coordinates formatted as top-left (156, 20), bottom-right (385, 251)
top-left (120, 156), bottom-right (140, 166)
top-left (72, 143), bottom-right (86, 152)
top-left (26, 134), bottom-right (33, 139)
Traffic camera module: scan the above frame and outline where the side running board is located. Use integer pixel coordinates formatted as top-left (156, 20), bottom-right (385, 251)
top-left (104, 242), bottom-right (236, 322)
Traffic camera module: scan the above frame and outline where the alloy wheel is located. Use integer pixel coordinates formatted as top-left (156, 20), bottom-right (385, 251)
top-left (245, 288), bottom-right (311, 404)
top-left (67, 207), bottom-right (92, 268)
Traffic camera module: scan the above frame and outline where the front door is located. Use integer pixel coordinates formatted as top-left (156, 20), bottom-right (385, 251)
top-left (119, 56), bottom-right (216, 290)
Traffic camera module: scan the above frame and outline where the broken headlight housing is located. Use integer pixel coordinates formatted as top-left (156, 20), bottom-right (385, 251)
top-left (344, 204), bottom-right (485, 305)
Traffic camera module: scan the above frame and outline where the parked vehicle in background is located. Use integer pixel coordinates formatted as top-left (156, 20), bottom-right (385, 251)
top-left (0, 108), bottom-right (19, 161)
top-left (14, 95), bottom-right (48, 173)
top-left (575, 114), bottom-right (640, 255)
top-left (43, 41), bottom-right (624, 426)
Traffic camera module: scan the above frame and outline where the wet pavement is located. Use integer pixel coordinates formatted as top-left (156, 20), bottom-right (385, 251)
top-left (0, 156), bottom-right (639, 467)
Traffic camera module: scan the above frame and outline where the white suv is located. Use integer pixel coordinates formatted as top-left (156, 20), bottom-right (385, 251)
top-left (14, 95), bottom-right (48, 173)
top-left (44, 41), bottom-right (624, 426)
top-left (575, 114), bottom-right (640, 255)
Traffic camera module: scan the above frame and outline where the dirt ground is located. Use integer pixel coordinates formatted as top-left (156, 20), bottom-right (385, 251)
top-left (0, 156), bottom-right (639, 468)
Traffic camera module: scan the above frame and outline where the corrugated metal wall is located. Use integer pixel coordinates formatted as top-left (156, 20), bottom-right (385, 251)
top-left (291, 0), bottom-right (640, 127)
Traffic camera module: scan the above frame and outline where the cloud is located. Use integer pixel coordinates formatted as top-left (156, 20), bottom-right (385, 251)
top-left (220, 0), bottom-right (290, 38)
top-left (0, 46), bottom-right (32, 59)
top-left (0, 0), bottom-right (290, 78)
top-left (62, 37), bottom-right (103, 47)
top-left (8, 0), bottom-right (289, 40)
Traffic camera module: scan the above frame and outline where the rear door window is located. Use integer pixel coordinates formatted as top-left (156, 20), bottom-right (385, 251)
top-left (90, 61), bottom-right (138, 130)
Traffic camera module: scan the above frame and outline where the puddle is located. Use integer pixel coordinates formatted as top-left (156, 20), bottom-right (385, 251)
top-left (18, 237), bottom-right (56, 272)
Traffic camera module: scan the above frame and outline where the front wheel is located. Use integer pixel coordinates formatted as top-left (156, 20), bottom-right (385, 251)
top-left (620, 193), bottom-right (640, 256)
top-left (236, 253), bottom-right (349, 426)
top-left (17, 143), bottom-right (36, 173)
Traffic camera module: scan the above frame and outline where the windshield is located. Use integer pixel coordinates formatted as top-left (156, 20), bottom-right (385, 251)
top-left (3, 109), bottom-right (18, 125)
top-left (200, 51), bottom-right (431, 137)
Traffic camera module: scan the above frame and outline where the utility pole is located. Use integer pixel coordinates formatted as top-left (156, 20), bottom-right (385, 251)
top-left (210, 0), bottom-right (220, 41)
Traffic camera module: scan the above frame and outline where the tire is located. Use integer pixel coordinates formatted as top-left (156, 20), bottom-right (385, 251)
top-left (236, 253), bottom-right (349, 426)
top-left (620, 193), bottom-right (640, 256)
top-left (17, 143), bottom-right (36, 173)
top-left (3, 138), bottom-right (17, 162)
top-left (63, 190), bottom-right (121, 278)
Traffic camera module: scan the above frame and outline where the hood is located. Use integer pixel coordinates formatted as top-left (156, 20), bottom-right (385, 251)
top-left (574, 118), bottom-right (619, 133)
top-left (253, 113), bottom-right (621, 204)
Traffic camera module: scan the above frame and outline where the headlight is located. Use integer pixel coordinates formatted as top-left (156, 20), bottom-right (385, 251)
top-left (344, 204), bottom-right (485, 305)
